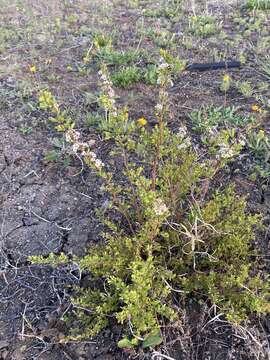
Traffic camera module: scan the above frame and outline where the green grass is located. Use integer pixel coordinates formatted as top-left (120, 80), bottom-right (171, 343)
top-left (97, 48), bottom-right (141, 66)
top-left (111, 66), bottom-right (142, 87)
top-left (189, 106), bottom-right (254, 133)
top-left (246, 0), bottom-right (270, 10)
top-left (189, 15), bottom-right (221, 38)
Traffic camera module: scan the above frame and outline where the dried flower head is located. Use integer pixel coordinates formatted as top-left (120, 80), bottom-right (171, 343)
top-left (153, 198), bottom-right (169, 216)
top-left (176, 126), bottom-right (188, 139)
top-left (83, 151), bottom-right (104, 170)
top-left (66, 129), bottom-right (80, 143)
top-left (72, 142), bottom-right (89, 154)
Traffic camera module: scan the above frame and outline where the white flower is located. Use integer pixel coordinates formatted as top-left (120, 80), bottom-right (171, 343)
top-left (176, 126), bottom-right (187, 139)
top-left (83, 151), bottom-right (104, 170)
top-left (153, 198), bottom-right (169, 216)
top-left (72, 143), bottom-right (80, 152)
top-left (66, 129), bottom-right (80, 143)
top-left (72, 142), bottom-right (89, 153)
top-left (155, 103), bottom-right (163, 112)
top-left (87, 151), bottom-right (97, 160)
top-left (88, 139), bottom-right (96, 147)
top-left (162, 91), bottom-right (169, 98)
top-left (94, 159), bottom-right (104, 170)
top-left (178, 137), bottom-right (191, 150)
top-left (100, 74), bottom-right (107, 82)
top-left (159, 62), bottom-right (170, 70)
top-left (108, 88), bottom-right (115, 98)
top-left (111, 111), bottom-right (118, 117)
top-left (217, 145), bottom-right (235, 159)
top-left (238, 138), bottom-right (246, 147)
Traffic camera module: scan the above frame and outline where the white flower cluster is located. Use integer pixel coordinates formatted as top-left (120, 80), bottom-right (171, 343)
top-left (84, 151), bottom-right (104, 170)
top-left (65, 129), bottom-right (80, 143)
top-left (72, 142), bottom-right (91, 155)
top-left (155, 103), bottom-right (163, 114)
top-left (216, 139), bottom-right (245, 160)
top-left (98, 67), bottom-right (117, 117)
top-left (153, 198), bottom-right (169, 216)
top-left (217, 144), bottom-right (237, 159)
top-left (65, 129), bottom-right (104, 170)
top-left (176, 125), bottom-right (192, 150)
top-left (157, 57), bottom-right (174, 87)
top-left (176, 126), bottom-right (187, 138)
top-left (155, 56), bottom-right (174, 116)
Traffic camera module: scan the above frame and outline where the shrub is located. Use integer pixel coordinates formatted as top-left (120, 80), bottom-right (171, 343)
top-left (32, 50), bottom-right (270, 348)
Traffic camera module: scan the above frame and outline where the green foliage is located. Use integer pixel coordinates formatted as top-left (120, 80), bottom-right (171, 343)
top-left (38, 90), bottom-right (74, 131)
top-left (142, 0), bottom-right (183, 19)
top-left (246, 129), bottom-right (270, 179)
top-left (144, 53), bottom-right (187, 85)
top-left (144, 64), bottom-right (159, 85)
top-left (84, 112), bottom-right (104, 129)
top-left (97, 47), bottom-right (140, 66)
top-left (93, 33), bottom-right (113, 50)
top-left (71, 54), bottom-right (269, 343)
top-left (202, 128), bottom-right (244, 161)
top-left (44, 137), bottom-right (71, 167)
top-left (246, 0), bottom-right (270, 10)
top-left (33, 52), bottom-right (270, 348)
top-left (189, 106), bottom-right (254, 133)
top-left (236, 80), bottom-right (254, 98)
top-left (111, 66), bottom-right (142, 87)
top-left (161, 0), bottom-right (183, 19)
top-left (141, 331), bottom-right (163, 348)
top-left (30, 252), bottom-right (69, 266)
top-left (118, 338), bottom-right (136, 349)
top-left (19, 125), bottom-right (33, 135)
top-left (179, 187), bottom-right (269, 323)
top-left (189, 15), bottom-right (220, 37)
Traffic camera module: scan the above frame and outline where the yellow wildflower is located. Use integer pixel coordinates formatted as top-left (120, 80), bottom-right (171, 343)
top-left (66, 64), bottom-right (73, 72)
top-left (122, 111), bottom-right (128, 121)
top-left (220, 74), bottom-right (231, 93)
top-left (251, 104), bottom-right (262, 113)
top-left (223, 74), bottom-right (230, 82)
top-left (30, 65), bottom-right (37, 73)
top-left (137, 117), bottom-right (147, 126)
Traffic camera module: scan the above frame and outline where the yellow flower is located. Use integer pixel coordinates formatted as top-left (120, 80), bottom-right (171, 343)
top-left (137, 117), bottom-right (147, 126)
top-left (223, 74), bottom-right (230, 82)
top-left (30, 65), bottom-right (37, 73)
top-left (123, 111), bottom-right (128, 121)
top-left (251, 104), bottom-right (262, 113)
top-left (66, 64), bottom-right (73, 72)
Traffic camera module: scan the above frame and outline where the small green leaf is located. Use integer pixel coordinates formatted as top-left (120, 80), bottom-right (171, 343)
top-left (117, 338), bottom-right (134, 349)
top-left (142, 332), bottom-right (163, 348)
